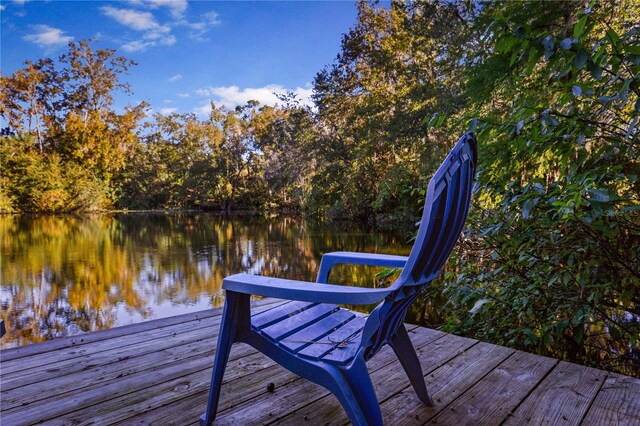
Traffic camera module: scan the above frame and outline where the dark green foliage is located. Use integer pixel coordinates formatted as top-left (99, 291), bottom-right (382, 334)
top-left (439, 0), bottom-right (640, 376)
top-left (310, 1), bottom-right (474, 221)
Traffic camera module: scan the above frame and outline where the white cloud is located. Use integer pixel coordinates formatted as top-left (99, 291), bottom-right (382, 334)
top-left (194, 85), bottom-right (314, 115)
top-left (102, 6), bottom-right (177, 52)
top-left (23, 25), bottom-right (73, 48)
top-left (203, 11), bottom-right (221, 25)
top-left (147, 0), bottom-right (188, 19)
top-left (158, 107), bottom-right (178, 115)
top-left (168, 74), bottom-right (183, 83)
top-left (101, 6), bottom-right (168, 32)
top-left (177, 92), bottom-right (191, 98)
top-left (102, 3), bottom-right (220, 50)
top-left (0, 5), bottom-right (6, 11)
top-left (121, 34), bottom-right (175, 52)
top-left (185, 11), bottom-right (220, 41)
top-left (122, 40), bottom-right (153, 52)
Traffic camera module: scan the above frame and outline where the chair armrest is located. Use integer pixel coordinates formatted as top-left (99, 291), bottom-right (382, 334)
top-left (316, 251), bottom-right (407, 283)
top-left (223, 273), bottom-right (392, 305)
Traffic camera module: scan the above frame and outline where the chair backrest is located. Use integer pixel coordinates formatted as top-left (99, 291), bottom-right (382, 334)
top-left (361, 132), bottom-right (477, 359)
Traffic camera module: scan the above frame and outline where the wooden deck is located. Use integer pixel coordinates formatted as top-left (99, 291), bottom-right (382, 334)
top-left (1, 298), bottom-right (638, 426)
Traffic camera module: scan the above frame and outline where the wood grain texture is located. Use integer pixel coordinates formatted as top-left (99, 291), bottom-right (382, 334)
top-left (504, 361), bottom-right (608, 426)
top-left (580, 373), bottom-right (640, 426)
top-left (382, 341), bottom-right (515, 426)
top-left (430, 350), bottom-right (557, 425)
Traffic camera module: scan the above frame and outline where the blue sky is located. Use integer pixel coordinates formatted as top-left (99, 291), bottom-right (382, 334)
top-left (1, 0), bottom-right (359, 117)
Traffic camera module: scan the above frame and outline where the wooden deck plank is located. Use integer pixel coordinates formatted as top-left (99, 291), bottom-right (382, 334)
top-left (381, 341), bottom-right (515, 426)
top-left (1, 317), bottom-right (218, 394)
top-left (2, 329), bottom-right (218, 410)
top-left (0, 299), bottom-right (636, 426)
top-left (580, 373), bottom-right (640, 425)
top-left (503, 361), bottom-right (608, 426)
top-left (2, 343), bottom-right (214, 424)
top-left (61, 345), bottom-right (274, 426)
top-left (429, 350), bottom-right (558, 425)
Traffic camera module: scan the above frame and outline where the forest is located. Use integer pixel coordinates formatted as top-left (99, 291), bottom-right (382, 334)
top-left (1, 1), bottom-right (639, 375)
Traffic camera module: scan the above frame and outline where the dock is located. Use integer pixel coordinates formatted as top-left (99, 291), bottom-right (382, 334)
top-left (1, 298), bottom-right (638, 425)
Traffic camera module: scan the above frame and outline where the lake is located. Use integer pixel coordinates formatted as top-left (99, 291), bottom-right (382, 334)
top-left (0, 213), bottom-right (417, 349)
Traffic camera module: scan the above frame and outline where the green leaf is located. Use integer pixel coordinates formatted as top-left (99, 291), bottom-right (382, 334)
top-left (588, 188), bottom-right (610, 202)
top-left (543, 114), bottom-right (559, 127)
top-left (521, 198), bottom-right (537, 219)
top-left (544, 49), bottom-right (554, 61)
top-left (522, 328), bottom-right (538, 345)
top-left (572, 307), bottom-right (590, 326)
top-left (587, 61), bottom-right (602, 79)
top-left (606, 29), bottom-right (619, 45)
top-left (575, 50), bottom-right (588, 68)
top-left (532, 182), bottom-right (545, 193)
top-left (495, 35), bottom-right (517, 53)
top-left (469, 298), bottom-right (490, 315)
top-left (573, 15), bottom-right (588, 39)
top-left (525, 47), bottom-right (541, 73)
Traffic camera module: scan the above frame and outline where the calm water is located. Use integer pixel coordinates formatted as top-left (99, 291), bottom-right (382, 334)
top-left (0, 214), bottom-right (415, 349)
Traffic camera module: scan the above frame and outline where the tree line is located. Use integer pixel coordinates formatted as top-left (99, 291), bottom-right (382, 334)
top-left (1, 1), bottom-right (638, 375)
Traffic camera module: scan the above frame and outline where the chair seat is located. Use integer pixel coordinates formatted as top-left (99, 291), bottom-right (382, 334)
top-left (251, 301), bottom-right (366, 365)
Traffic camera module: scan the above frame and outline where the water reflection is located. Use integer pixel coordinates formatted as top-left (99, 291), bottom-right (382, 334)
top-left (0, 214), bottom-right (411, 348)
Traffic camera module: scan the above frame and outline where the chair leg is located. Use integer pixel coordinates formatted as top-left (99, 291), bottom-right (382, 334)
top-left (390, 325), bottom-right (434, 406)
top-left (328, 358), bottom-right (383, 426)
top-left (200, 291), bottom-right (245, 426)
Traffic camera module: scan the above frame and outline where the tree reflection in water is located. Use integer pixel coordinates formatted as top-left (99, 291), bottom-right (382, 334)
top-left (0, 214), bottom-right (411, 348)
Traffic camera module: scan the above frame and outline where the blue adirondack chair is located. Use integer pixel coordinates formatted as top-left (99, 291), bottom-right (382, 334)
top-left (200, 132), bottom-right (477, 425)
